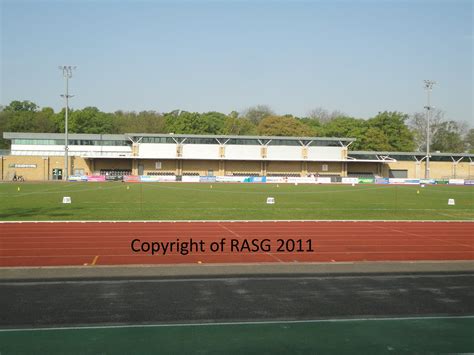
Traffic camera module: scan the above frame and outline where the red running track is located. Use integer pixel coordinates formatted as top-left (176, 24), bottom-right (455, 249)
top-left (0, 221), bottom-right (473, 267)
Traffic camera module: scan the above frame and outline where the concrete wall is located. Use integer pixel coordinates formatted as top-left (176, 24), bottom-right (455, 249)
top-left (347, 162), bottom-right (380, 174)
top-left (225, 161), bottom-right (261, 175)
top-left (182, 145), bottom-right (220, 160)
top-left (182, 160), bottom-right (220, 176)
top-left (385, 161), bottom-right (474, 179)
top-left (225, 146), bottom-right (261, 160)
top-left (138, 144), bottom-right (176, 159)
top-left (140, 159), bottom-right (176, 175)
top-left (267, 161), bottom-right (301, 174)
top-left (306, 147), bottom-right (345, 161)
top-left (307, 162), bottom-right (343, 175)
top-left (2, 156), bottom-right (49, 181)
top-left (1, 155), bottom-right (94, 181)
top-left (12, 144), bottom-right (131, 157)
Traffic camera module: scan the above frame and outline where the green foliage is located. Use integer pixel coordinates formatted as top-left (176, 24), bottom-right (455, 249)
top-left (465, 129), bottom-right (474, 153)
top-left (242, 105), bottom-right (274, 124)
top-left (4, 100), bottom-right (38, 112)
top-left (58, 107), bottom-right (118, 134)
top-left (0, 100), bottom-right (470, 153)
top-left (368, 111), bottom-right (415, 151)
top-left (164, 111), bottom-right (226, 135)
top-left (114, 111), bottom-right (166, 134)
top-left (299, 117), bottom-right (323, 136)
top-left (0, 103), bottom-right (58, 148)
top-left (431, 121), bottom-right (466, 153)
top-left (257, 115), bottom-right (314, 136)
top-left (320, 117), bottom-right (368, 149)
top-left (223, 116), bottom-right (257, 135)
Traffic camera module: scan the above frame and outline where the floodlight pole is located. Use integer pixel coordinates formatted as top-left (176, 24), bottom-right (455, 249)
top-left (424, 80), bottom-right (436, 179)
top-left (59, 66), bottom-right (76, 181)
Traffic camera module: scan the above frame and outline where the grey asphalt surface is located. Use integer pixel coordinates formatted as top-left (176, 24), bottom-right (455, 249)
top-left (1, 271), bottom-right (473, 328)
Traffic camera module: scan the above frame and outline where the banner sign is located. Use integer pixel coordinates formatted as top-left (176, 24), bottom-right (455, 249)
top-left (182, 176), bottom-right (201, 182)
top-left (140, 175), bottom-right (176, 182)
top-left (434, 179), bottom-right (449, 184)
top-left (388, 178), bottom-right (420, 185)
top-left (358, 177), bottom-right (375, 184)
top-left (9, 164), bottom-right (37, 168)
top-left (243, 176), bottom-right (267, 183)
top-left (419, 179), bottom-right (436, 184)
top-left (448, 179), bottom-right (465, 185)
top-left (315, 177), bottom-right (331, 184)
top-left (216, 176), bottom-right (246, 183)
top-left (199, 176), bottom-right (217, 183)
top-left (87, 175), bottom-right (106, 182)
top-left (375, 178), bottom-right (389, 184)
top-left (341, 177), bottom-right (359, 184)
top-left (105, 176), bottom-right (122, 181)
top-left (464, 180), bottom-right (474, 185)
top-left (287, 177), bottom-right (316, 184)
top-left (68, 175), bottom-right (88, 182)
top-left (266, 177), bottom-right (286, 183)
top-left (123, 175), bottom-right (140, 182)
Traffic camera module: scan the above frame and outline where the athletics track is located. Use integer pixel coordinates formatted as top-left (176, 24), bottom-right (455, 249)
top-left (1, 221), bottom-right (473, 267)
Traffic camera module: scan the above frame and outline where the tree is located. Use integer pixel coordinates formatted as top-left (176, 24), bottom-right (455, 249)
top-left (307, 107), bottom-right (345, 123)
top-left (409, 109), bottom-right (445, 151)
top-left (320, 117), bottom-right (365, 139)
top-left (299, 117), bottom-right (323, 136)
top-left (223, 115), bottom-right (257, 135)
top-left (257, 115), bottom-right (314, 136)
top-left (367, 111), bottom-right (415, 151)
top-left (357, 127), bottom-right (392, 151)
top-left (431, 121), bottom-right (466, 153)
top-left (114, 111), bottom-right (165, 134)
top-left (464, 128), bottom-right (474, 153)
top-left (65, 107), bottom-right (118, 134)
top-left (164, 111), bottom-right (226, 135)
top-left (4, 100), bottom-right (38, 112)
top-left (242, 105), bottom-right (274, 124)
top-left (0, 101), bottom-right (58, 148)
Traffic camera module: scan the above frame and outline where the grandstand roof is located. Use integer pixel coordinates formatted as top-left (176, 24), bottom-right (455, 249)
top-left (4, 132), bottom-right (355, 143)
top-left (350, 151), bottom-right (474, 158)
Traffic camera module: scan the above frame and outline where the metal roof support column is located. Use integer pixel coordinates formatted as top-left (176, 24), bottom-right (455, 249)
top-left (451, 156), bottom-right (464, 179)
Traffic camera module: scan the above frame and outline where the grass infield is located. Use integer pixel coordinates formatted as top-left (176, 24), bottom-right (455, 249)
top-left (1, 317), bottom-right (473, 354)
top-left (0, 182), bottom-right (473, 221)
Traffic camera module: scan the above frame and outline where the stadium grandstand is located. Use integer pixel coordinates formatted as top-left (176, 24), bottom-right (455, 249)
top-left (1, 132), bottom-right (473, 181)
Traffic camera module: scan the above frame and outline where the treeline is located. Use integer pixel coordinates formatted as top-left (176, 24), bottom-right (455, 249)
top-left (0, 101), bottom-right (472, 153)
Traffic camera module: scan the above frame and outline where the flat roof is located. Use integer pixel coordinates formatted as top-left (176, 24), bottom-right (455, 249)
top-left (126, 133), bottom-right (356, 142)
top-left (3, 132), bottom-right (127, 140)
top-left (4, 132), bottom-right (355, 142)
top-left (350, 151), bottom-right (474, 158)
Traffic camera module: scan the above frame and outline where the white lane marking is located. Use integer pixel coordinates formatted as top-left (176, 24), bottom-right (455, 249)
top-left (0, 315), bottom-right (473, 332)
top-left (219, 224), bottom-right (284, 263)
top-left (0, 219), bottom-right (473, 223)
top-left (1, 273), bottom-right (472, 286)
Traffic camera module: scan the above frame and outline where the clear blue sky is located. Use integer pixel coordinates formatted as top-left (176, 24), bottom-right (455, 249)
top-left (1, 0), bottom-right (472, 122)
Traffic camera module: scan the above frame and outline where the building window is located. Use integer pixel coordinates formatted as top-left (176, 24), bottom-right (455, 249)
top-left (322, 164), bottom-right (328, 171)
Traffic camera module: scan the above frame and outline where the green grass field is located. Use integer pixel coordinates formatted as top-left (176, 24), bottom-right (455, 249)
top-left (1, 317), bottom-right (473, 354)
top-left (0, 182), bottom-right (473, 221)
